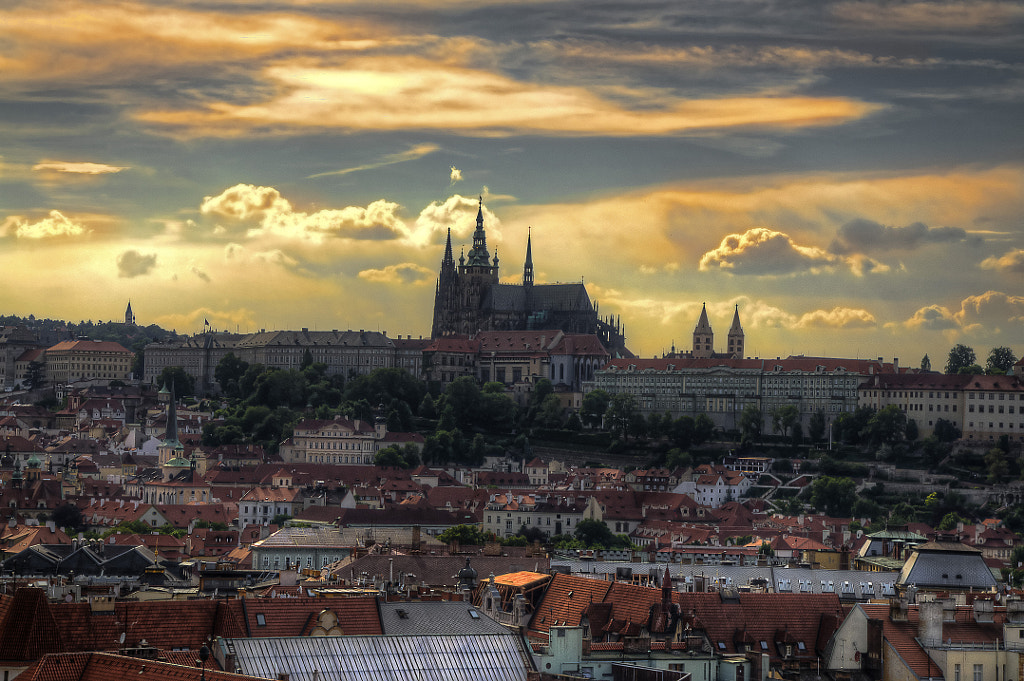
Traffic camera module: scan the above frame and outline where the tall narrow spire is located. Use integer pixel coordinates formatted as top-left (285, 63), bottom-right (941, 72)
top-left (728, 304), bottom-right (745, 359)
top-left (465, 196), bottom-right (491, 266)
top-left (125, 301), bottom-right (135, 326)
top-left (442, 228), bottom-right (455, 269)
top-left (523, 227), bottom-right (534, 287)
top-left (692, 303), bottom-right (714, 358)
top-left (164, 382), bottom-right (178, 445)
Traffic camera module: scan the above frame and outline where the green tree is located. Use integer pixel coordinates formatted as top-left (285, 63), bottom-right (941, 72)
top-left (535, 394), bottom-right (565, 429)
top-left (986, 347), bottom-right (1017, 375)
top-left (937, 512), bottom-right (965, 531)
top-left (25, 360), bottom-right (47, 389)
top-left (345, 368), bottom-right (425, 413)
top-left (693, 413), bottom-right (715, 445)
top-left (574, 519), bottom-right (631, 549)
top-left (418, 393), bottom-right (437, 419)
top-left (441, 376), bottom-right (483, 429)
top-left (862, 405), bottom-right (906, 446)
top-left (810, 476), bottom-right (857, 517)
top-left (665, 448), bottom-right (692, 470)
top-left (214, 352), bottom-right (249, 398)
top-left (772, 405), bottom-right (800, 438)
top-left (934, 418), bottom-right (961, 442)
top-left (945, 344), bottom-right (976, 374)
top-left (905, 418), bottom-right (919, 442)
top-left (156, 366), bottom-right (195, 397)
top-left (808, 411), bottom-right (826, 443)
top-left (250, 369), bottom-right (307, 409)
top-left (374, 446), bottom-right (413, 466)
top-left (438, 524), bottom-right (489, 545)
top-left (605, 393), bottom-right (637, 439)
top-left (920, 354), bottom-right (931, 372)
top-left (985, 447), bottom-right (1010, 483)
top-left (669, 416), bottom-right (695, 449)
top-left (52, 503), bottom-right (84, 532)
top-left (582, 389), bottom-right (611, 428)
top-left (790, 422), bottom-right (803, 448)
top-left (739, 405), bottom-right (762, 443)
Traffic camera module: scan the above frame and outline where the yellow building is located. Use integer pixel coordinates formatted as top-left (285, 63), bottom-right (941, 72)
top-left (44, 340), bottom-right (133, 384)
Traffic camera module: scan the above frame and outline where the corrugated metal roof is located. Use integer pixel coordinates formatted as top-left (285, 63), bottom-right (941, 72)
top-left (221, 634), bottom-right (528, 681)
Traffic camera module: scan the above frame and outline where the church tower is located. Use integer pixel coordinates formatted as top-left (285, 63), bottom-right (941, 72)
top-left (431, 228), bottom-right (460, 338)
top-left (727, 305), bottom-right (744, 359)
top-left (125, 301), bottom-right (135, 326)
top-left (692, 303), bottom-right (714, 358)
top-left (455, 197), bottom-right (499, 335)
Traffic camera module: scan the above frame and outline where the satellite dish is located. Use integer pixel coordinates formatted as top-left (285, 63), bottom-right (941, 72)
top-left (119, 633), bottom-right (126, 644)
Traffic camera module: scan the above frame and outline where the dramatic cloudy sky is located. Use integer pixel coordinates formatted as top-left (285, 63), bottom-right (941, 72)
top-left (2, 0), bottom-right (1022, 363)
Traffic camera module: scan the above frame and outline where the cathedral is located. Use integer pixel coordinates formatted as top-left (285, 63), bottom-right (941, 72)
top-left (430, 198), bottom-right (630, 357)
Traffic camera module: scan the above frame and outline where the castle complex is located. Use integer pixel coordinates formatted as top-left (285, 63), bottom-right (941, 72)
top-left (430, 198), bottom-right (630, 357)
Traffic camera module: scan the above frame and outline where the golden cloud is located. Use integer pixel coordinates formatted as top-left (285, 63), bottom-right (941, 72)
top-left (833, 1), bottom-right (1024, 30)
top-left (698, 227), bottom-right (840, 275)
top-left (33, 160), bottom-right (127, 174)
top-left (358, 263), bottom-right (435, 285)
top-left (980, 249), bottom-right (1024, 273)
top-left (0, 2), bottom-right (383, 84)
top-left (201, 184), bottom-right (292, 220)
top-left (1, 210), bottom-right (90, 239)
top-left (135, 58), bottom-right (882, 137)
top-left (904, 291), bottom-right (1024, 334)
top-left (795, 307), bottom-right (876, 329)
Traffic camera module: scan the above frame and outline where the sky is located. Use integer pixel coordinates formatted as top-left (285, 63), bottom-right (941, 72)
top-left (1, 0), bottom-right (1022, 365)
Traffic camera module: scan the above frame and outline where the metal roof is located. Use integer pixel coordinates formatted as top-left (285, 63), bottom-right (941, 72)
top-left (220, 634), bottom-right (528, 681)
top-left (379, 601), bottom-right (510, 637)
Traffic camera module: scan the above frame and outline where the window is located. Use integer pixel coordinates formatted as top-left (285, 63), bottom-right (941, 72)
top-left (974, 664), bottom-right (983, 681)
top-left (256, 613), bottom-right (266, 626)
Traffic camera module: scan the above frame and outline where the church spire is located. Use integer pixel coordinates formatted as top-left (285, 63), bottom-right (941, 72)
top-left (523, 227), bottom-right (534, 287)
top-left (728, 304), bottom-right (745, 359)
top-left (692, 303), bottom-right (714, 358)
top-left (442, 228), bottom-right (455, 270)
top-left (125, 301), bottom-right (135, 326)
top-left (465, 196), bottom-right (491, 266)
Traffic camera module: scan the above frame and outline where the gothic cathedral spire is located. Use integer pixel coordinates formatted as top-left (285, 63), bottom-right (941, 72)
top-left (523, 227), bottom-right (534, 288)
top-left (466, 195), bottom-right (491, 267)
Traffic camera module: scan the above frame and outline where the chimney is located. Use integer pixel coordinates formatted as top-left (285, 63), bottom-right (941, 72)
top-left (918, 601), bottom-right (943, 646)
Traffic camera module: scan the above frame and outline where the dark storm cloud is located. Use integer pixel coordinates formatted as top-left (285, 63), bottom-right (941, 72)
top-left (116, 249), bottom-right (157, 277)
top-left (829, 218), bottom-right (975, 255)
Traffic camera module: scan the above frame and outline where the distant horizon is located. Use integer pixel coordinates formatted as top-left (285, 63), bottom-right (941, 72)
top-left (5, 305), bottom-right (1014, 372)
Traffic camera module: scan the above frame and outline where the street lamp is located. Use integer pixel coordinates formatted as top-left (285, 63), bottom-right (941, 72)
top-left (198, 645), bottom-right (210, 681)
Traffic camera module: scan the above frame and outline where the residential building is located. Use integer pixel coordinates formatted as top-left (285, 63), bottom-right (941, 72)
top-left (482, 492), bottom-right (602, 538)
top-left (0, 325), bottom-right (41, 390)
top-left (279, 415), bottom-right (423, 465)
top-left (860, 372), bottom-right (1024, 444)
top-left (238, 485), bottom-right (304, 527)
